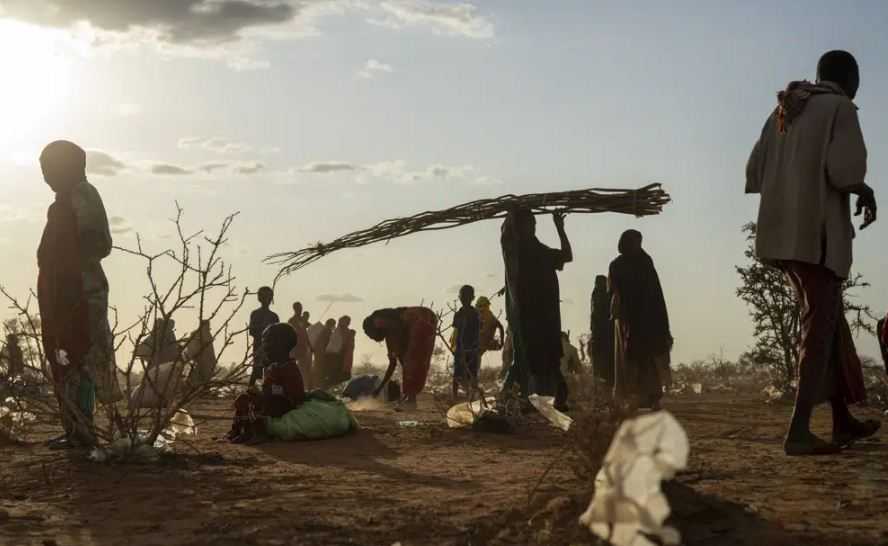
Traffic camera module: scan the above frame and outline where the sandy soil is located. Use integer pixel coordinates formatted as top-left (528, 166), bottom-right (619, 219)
top-left (1, 393), bottom-right (886, 546)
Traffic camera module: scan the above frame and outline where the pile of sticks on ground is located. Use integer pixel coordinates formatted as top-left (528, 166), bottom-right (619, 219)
top-left (267, 183), bottom-right (670, 277)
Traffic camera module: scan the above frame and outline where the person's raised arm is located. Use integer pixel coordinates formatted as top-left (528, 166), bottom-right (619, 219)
top-left (553, 212), bottom-right (573, 263)
top-left (826, 100), bottom-right (875, 229)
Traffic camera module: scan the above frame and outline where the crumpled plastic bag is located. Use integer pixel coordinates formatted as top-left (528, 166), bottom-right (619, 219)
top-left (446, 397), bottom-right (496, 428)
top-left (528, 394), bottom-right (573, 432)
top-left (579, 410), bottom-right (689, 546)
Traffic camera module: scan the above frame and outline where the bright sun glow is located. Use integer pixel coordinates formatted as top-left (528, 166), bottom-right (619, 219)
top-left (0, 20), bottom-right (73, 152)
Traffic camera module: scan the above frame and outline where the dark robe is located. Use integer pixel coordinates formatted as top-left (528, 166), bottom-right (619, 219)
top-left (609, 244), bottom-right (672, 407)
top-left (590, 286), bottom-right (615, 385)
top-left (501, 219), bottom-right (566, 398)
top-left (879, 317), bottom-right (888, 375)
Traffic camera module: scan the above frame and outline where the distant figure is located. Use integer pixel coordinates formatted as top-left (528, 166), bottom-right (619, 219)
top-left (135, 318), bottom-right (179, 368)
top-left (288, 302), bottom-right (305, 329)
top-left (500, 209), bottom-right (572, 412)
top-left (311, 318), bottom-right (336, 387)
top-left (302, 311), bottom-right (311, 325)
top-left (878, 313), bottom-right (888, 375)
top-left (589, 275), bottom-right (615, 389)
top-left (228, 323), bottom-right (305, 444)
top-left (363, 307), bottom-right (438, 409)
top-left (184, 320), bottom-right (217, 388)
top-left (452, 285), bottom-right (481, 399)
top-left (476, 296), bottom-right (505, 360)
top-left (248, 287), bottom-right (279, 387)
top-left (609, 230), bottom-right (672, 411)
top-left (287, 302), bottom-right (313, 388)
top-left (37, 140), bottom-right (120, 449)
top-left (560, 331), bottom-right (582, 404)
top-left (2, 333), bottom-right (24, 377)
top-left (746, 50), bottom-right (879, 456)
top-left (319, 315), bottom-right (356, 388)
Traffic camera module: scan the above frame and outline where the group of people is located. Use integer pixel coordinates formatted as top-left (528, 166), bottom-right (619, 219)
top-left (248, 288), bottom-right (356, 393)
top-left (21, 48), bottom-right (886, 457)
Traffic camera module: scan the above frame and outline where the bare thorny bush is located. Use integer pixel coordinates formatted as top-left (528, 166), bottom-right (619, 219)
top-left (0, 204), bottom-right (252, 455)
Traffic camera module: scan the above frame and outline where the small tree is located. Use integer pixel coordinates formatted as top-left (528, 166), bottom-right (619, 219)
top-left (736, 222), bottom-right (875, 392)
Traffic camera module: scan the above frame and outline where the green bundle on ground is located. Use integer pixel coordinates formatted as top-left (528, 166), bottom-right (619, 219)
top-left (267, 183), bottom-right (670, 278)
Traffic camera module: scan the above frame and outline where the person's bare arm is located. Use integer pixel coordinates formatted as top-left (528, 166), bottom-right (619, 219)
top-left (373, 354), bottom-right (398, 397)
top-left (553, 212), bottom-right (573, 263)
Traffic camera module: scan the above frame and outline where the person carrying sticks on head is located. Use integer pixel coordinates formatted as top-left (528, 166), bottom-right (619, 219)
top-left (746, 50), bottom-right (879, 456)
top-left (500, 208), bottom-right (573, 412)
top-left (37, 140), bottom-right (121, 450)
top-left (363, 307), bottom-right (437, 410)
top-left (451, 285), bottom-right (482, 400)
top-left (249, 287), bottom-right (279, 388)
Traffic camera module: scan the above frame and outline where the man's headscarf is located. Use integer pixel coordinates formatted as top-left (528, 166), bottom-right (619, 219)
top-left (776, 50), bottom-right (859, 135)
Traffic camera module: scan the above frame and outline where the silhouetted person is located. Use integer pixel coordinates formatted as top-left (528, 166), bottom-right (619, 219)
top-left (248, 287), bottom-right (279, 387)
top-left (879, 313), bottom-right (888, 375)
top-left (364, 307), bottom-right (438, 409)
top-left (746, 50), bottom-right (879, 455)
top-left (452, 285), bottom-right (481, 399)
top-left (287, 301), bottom-right (313, 386)
top-left (609, 230), bottom-right (672, 411)
top-left (319, 315), bottom-right (356, 388)
top-left (312, 318), bottom-right (336, 388)
top-left (476, 296), bottom-right (505, 362)
top-left (37, 140), bottom-right (119, 449)
top-left (589, 274), bottom-right (615, 390)
top-left (500, 209), bottom-right (572, 412)
top-left (3, 333), bottom-right (24, 377)
top-left (229, 323), bottom-right (305, 444)
top-left (134, 318), bottom-right (179, 367)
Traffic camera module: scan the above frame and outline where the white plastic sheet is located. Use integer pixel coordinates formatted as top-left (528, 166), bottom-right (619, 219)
top-left (579, 410), bottom-right (689, 546)
top-left (446, 397), bottom-right (497, 428)
top-left (528, 394), bottom-right (573, 432)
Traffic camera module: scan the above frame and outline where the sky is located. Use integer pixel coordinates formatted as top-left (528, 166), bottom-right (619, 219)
top-left (0, 0), bottom-right (886, 368)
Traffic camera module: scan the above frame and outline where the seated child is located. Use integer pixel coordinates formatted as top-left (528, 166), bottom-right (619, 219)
top-left (228, 323), bottom-right (305, 444)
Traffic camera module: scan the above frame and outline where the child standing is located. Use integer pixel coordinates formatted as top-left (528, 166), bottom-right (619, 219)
top-left (248, 286), bottom-right (279, 387)
top-left (452, 285), bottom-right (481, 399)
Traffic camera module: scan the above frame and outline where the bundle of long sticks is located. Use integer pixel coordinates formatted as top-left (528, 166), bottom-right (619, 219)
top-left (267, 183), bottom-right (670, 278)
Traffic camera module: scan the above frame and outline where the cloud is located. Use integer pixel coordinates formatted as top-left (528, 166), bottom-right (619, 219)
top-left (292, 158), bottom-right (500, 186)
top-left (369, 1), bottom-right (493, 39)
top-left (178, 136), bottom-right (253, 154)
top-left (151, 163), bottom-right (193, 176)
top-left (356, 58), bottom-right (393, 79)
top-left (232, 161), bottom-right (264, 174)
top-left (109, 216), bottom-right (133, 235)
top-left (317, 293), bottom-right (364, 303)
top-left (86, 150), bottom-right (128, 176)
top-left (2, 1), bottom-right (299, 45)
top-left (297, 161), bottom-right (360, 174)
top-left (199, 162), bottom-right (231, 173)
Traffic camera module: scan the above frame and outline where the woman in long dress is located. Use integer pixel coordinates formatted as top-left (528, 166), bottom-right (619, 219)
top-left (363, 307), bottom-right (437, 409)
top-left (609, 230), bottom-right (672, 410)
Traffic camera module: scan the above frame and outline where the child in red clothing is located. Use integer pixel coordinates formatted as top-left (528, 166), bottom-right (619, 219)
top-left (229, 323), bottom-right (305, 444)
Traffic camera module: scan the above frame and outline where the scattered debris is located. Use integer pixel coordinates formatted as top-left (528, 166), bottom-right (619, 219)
top-left (446, 397), bottom-right (496, 428)
top-left (579, 410), bottom-right (689, 546)
top-left (528, 394), bottom-right (572, 432)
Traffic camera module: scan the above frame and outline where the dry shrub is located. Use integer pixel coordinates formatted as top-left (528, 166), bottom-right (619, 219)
top-left (0, 205), bottom-right (251, 456)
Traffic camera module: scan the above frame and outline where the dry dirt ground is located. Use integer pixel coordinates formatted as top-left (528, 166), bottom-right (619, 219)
top-left (1, 393), bottom-right (887, 546)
